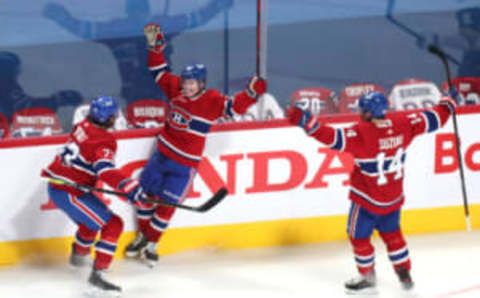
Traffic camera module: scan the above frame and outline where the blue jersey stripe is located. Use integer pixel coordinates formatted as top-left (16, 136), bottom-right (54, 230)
top-left (93, 161), bottom-right (115, 174)
top-left (150, 65), bottom-right (169, 80)
top-left (224, 99), bottom-right (235, 118)
top-left (422, 110), bottom-right (439, 133)
top-left (189, 118), bottom-right (211, 134)
top-left (330, 129), bottom-right (344, 151)
top-left (71, 157), bottom-right (96, 174)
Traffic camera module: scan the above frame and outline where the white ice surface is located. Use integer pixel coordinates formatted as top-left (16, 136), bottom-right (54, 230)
top-left (1, 231), bottom-right (480, 298)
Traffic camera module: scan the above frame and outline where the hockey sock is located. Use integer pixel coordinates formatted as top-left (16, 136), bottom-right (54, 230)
top-left (145, 205), bottom-right (176, 243)
top-left (350, 237), bottom-right (375, 275)
top-left (74, 224), bottom-right (97, 256)
top-left (136, 203), bottom-right (156, 233)
top-left (94, 214), bottom-right (123, 270)
top-left (379, 230), bottom-right (411, 272)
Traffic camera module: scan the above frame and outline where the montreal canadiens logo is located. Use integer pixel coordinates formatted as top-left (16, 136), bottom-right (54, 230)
top-left (168, 107), bottom-right (191, 130)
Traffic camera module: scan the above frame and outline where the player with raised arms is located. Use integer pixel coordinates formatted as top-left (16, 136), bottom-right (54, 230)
top-left (42, 96), bottom-right (147, 296)
top-left (124, 24), bottom-right (267, 266)
top-left (288, 91), bottom-right (456, 294)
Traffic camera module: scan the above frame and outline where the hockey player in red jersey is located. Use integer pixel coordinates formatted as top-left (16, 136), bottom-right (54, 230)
top-left (124, 23), bottom-right (266, 266)
top-left (288, 91), bottom-right (456, 294)
top-left (42, 96), bottom-right (147, 296)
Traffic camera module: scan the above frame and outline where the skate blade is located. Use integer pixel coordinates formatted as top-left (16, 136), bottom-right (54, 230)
top-left (345, 287), bottom-right (378, 295)
top-left (69, 259), bottom-right (92, 270)
top-left (401, 282), bottom-right (415, 291)
top-left (139, 255), bottom-right (157, 268)
top-left (143, 259), bottom-right (157, 268)
top-left (125, 250), bottom-right (140, 258)
top-left (84, 285), bottom-right (122, 297)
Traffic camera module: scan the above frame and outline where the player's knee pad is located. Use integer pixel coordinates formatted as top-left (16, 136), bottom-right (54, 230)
top-left (154, 204), bottom-right (176, 221)
top-left (101, 214), bottom-right (124, 240)
top-left (379, 230), bottom-right (406, 250)
top-left (78, 223), bottom-right (97, 240)
top-left (349, 237), bottom-right (374, 255)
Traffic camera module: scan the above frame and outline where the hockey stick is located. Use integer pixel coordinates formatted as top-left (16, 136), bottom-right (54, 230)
top-left (428, 44), bottom-right (471, 231)
top-left (45, 177), bottom-right (228, 213)
top-left (256, 0), bottom-right (261, 77)
top-left (223, 6), bottom-right (230, 94)
top-left (256, 0), bottom-right (268, 78)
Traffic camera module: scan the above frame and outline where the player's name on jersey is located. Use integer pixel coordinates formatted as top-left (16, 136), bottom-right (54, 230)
top-left (379, 135), bottom-right (404, 150)
top-left (15, 115), bottom-right (56, 125)
top-left (133, 107), bottom-right (166, 117)
top-left (346, 85), bottom-right (378, 97)
top-left (398, 87), bottom-right (433, 98)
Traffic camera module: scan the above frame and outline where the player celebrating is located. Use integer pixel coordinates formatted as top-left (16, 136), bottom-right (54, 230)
top-left (42, 96), bottom-right (147, 296)
top-left (124, 23), bottom-right (266, 267)
top-left (288, 91), bottom-right (456, 294)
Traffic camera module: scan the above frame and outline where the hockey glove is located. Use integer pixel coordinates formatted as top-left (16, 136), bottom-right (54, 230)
top-left (439, 95), bottom-right (457, 114)
top-left (144, 23), bottom-right (166, 52)
top-left (246, 76), bottom-right (267, 99)
top-left (118, 178), bottom-right (147, 204)
top-left (287, 106), bottom-right (320, 135)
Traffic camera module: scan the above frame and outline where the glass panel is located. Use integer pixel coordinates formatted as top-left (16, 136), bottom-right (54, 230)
top-left (0, 0), bottom-right (477, 139)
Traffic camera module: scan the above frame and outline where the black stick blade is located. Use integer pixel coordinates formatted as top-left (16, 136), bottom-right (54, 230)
top-left (197, 187), bottom-right (228, 212)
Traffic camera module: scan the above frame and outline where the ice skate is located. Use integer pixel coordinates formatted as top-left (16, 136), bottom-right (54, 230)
top-left (69, 242), bottom-right (90, 268)
top-left (396, 267), bottom-right (414, 290)
top-left (345, 271), bottom-right (377, 295)
top-left (140, 242), bottom-right (159, 268)
top-left (86, 269), bottom-right (121, 297)
top-left (125, 232), bottom-right (147, 258)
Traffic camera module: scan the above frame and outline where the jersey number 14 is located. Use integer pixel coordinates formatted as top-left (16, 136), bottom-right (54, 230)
top-left (376, 148), bottom-right (404, 185)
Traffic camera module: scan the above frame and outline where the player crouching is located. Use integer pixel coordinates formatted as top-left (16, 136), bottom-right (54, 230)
top-left (42, 96), bottom-right (148, 297)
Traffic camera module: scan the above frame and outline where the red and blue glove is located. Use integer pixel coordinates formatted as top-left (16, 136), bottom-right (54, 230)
top-left (144, 23), bottom-right (166, 52)
top-left (118, 178), bottom-right (147, 205)
top-left (246, 76), bottom-right (267, 99)
top-left (287, 105), bottom-right (320, 135)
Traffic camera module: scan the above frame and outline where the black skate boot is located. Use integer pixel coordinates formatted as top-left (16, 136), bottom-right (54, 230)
top-left (344, 271), bottom-right (377, 295)
top-left (125, 232), bottom-right (147, 258)
top-left (140, 242), bottom-right (159, 268)
top-left (396, 267), bottom-right (414, 290)
top-left (87, 268), bottom-right (121, 297)
top-left (69, 242), bottom-right (90, 268)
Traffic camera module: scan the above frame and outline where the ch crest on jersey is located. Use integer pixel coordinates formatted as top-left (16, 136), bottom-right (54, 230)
top-left (168, 107), bottom-right (191, 130)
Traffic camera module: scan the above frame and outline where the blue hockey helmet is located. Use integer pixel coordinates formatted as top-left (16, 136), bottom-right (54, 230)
top-left (180, 63), bottom-right (207, 83)
top-left (89, 96), bottom-right (118, 124)
top-left (358, 91), bottom-right (388, 118)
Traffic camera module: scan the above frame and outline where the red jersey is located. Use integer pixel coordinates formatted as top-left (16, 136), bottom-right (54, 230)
top-left (10, 107), bottom-right (63, 138)
top-left (126, 99), bottom-right (169, 128)
top-left (148, 50), bottom-right (256, 168)
top-left (309, 102), bottom-right (451, 214)
top-left (42, 119), bottom-right (128, 197)
top-left (290, 87), bottom-right (337, 116)
top-left (441, 77), bottom-right (480, 105)
top-left (338, 83), bottom-right (385, 114)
